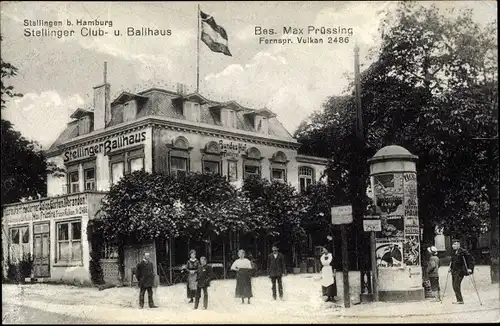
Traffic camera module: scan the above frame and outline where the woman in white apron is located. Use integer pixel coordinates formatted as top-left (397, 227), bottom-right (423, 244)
top-left (320, 246), bottom-right (337, 302)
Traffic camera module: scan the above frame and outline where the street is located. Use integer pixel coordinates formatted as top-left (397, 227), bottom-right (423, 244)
top-left (2, 266), bottom-right (499, 324)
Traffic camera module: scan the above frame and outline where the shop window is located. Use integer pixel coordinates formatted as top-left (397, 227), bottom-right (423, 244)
top-left (68, 171), bottom-right (79, 194)
top-left (56, 220), bottom-right (82, 263)
top-left (10, 226), bottom-right (30, 263)
top-left (203, 160), bottom-right (220, 174)
top-left (84, 168), bottom-right (96, 191)
top-left (299, 166), bottom-right (315, 193)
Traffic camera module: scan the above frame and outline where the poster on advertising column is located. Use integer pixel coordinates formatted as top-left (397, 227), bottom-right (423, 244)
top-left (373, 173), bottom-right (405, 238)
top-left (403, 235), bottom-right (420, 266)
top-left (376, 240), bottom-right (403, 268)
top-left (403, 172), bottom-right (419, 236)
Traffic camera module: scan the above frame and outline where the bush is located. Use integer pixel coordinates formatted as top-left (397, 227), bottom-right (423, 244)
top-left (7, 254), bottom-right (34, 283)
top-left (18, 254), bottom-right (34, 279)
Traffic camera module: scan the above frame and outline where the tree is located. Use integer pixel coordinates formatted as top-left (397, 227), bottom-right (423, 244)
top-left (1, 35), bottom-right (63, 205)
top-left (99, 171), bottom-right (265, 243)
top-left (296, 2), bottom-right (498, 279)
top-left (242, 176), bottom-right (309, 268)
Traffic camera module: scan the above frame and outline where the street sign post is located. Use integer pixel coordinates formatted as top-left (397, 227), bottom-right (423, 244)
top-left (331, 205), bottom-right (352, 308)
top-left (363, 214), bottom-right (380, 301)
top-left (331, 205), bottom-right (353, 225)
top-left (363, 220), bottom-right (381, 232)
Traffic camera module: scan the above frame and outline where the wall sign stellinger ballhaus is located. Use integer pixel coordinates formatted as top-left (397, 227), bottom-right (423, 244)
top-left (63, 131), bottom-right (147, 162)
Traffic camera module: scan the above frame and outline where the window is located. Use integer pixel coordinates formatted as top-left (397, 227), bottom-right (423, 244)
top-left (270, 151), bottom-right (287, 183)
top-left (171, 157), bottom-right (188, 177)
top-left (69, 171), bottom-right (79, 193)
top-left (129, 157), bottom-right (144, 172)
top-left (84, 168), bottom-right (95, 191)
top-left (101, 243), bottom-right (119, 260)
top-left (203, 160), bottom-right (220, 174)
top-left (109, 148), bottom-right (145, 184)
top-left (271, 168), bottom-right (286, 182)
top-left (228, 160), bottom-right (238, 181)
top-left (10, 226), bottom-right (29, 262)
top-left (111, 162), bottom-right (125, 184)
top-left (244, 165), bottom-right (260, 178)
top-left (299, 166), bottom-right (314, 193)
top-left (56, 220), bottom-right (82, 263)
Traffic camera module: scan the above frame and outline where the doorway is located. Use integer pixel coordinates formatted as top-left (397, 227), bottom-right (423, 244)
top-left (33, 223), bottom-right (50, 278)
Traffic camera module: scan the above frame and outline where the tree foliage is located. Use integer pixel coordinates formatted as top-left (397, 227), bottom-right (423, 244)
top-left (296, 2), bottom-right (498, 243)
top-left (1, 35), bottom-right (62, 205)
top-left (99, 171), bottom-right (267, 243)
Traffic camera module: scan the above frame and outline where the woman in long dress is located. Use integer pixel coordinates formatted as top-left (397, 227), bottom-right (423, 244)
top-left (231, 249), bottom-right (253, 304)
top-left (185, 249), bottom-right (199, 303)
top-left (320, 246), bottom-right (337, 302)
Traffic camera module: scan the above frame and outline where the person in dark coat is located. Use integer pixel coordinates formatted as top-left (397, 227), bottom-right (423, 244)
top-left (267, 245), bottom-right (286, 300)
top-left (449, 240), bottom-right (475, 304)
top-left (135, 252), bottom-right (158, 309)
top-left (184, 249), bottom-right (200, 303)
top-left (194, 256), bottom-right (215, 310)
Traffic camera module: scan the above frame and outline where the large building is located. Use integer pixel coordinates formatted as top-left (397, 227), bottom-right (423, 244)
top-left (2, 74), bottom-right (328, 285)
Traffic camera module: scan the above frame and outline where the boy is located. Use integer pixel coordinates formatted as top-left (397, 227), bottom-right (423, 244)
top-left (195, 256), bottom-right (215, 310)
top-left (426, 246), bottom-right (440, 302)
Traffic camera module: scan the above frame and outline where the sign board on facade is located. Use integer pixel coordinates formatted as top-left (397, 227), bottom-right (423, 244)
top-left (363, 219), bottom-right (381, 232)
top-left (63, 130), bottom-right (147, 163)
top-left (331, 205), bottom-right (353, 225)
top-left (2, 194), bottom-right (88, 223)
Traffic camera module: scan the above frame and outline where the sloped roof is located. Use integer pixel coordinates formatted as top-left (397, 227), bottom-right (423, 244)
top-left (69, 107), bottom-right (93, 120)
top-left (48, 87), bottom-right (294, 150)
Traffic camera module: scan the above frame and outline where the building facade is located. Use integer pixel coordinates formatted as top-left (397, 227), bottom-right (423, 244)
top-left (2, 79), bottom-right (328, 284)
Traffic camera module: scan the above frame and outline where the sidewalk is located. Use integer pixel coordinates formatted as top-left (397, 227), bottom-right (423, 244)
top-left (2, 266), bottom-right (499, 323)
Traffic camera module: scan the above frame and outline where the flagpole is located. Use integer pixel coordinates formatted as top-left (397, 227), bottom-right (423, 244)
top-left (197, 4), bottom-right (200, 93)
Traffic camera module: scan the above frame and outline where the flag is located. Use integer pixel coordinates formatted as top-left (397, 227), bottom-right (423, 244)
top-left (200, 11), bottom-right (232, 56)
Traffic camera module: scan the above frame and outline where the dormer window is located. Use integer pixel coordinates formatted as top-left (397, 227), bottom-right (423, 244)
top-left (179, 93), bottom-right (208, 123)
top-left (70, 108), bottom-right (94, 136)
top-left (244, 108), bottom-right (276, 135)
top-left (210, 101), bottom-right (244, 129)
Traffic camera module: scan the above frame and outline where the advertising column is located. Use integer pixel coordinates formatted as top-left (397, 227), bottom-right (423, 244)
top-left (368, 145), bottom-right (424, 302)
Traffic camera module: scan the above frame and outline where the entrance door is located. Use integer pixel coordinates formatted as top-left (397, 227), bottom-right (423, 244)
top-left (33, 223), bottom-right (50, 278)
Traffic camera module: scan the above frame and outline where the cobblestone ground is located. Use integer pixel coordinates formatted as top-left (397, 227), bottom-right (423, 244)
top-left (2, 266), bottom-right (499, 324)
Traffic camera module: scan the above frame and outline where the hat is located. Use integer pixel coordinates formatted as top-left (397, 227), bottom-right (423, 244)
top-left (427, 246), bottom-right (437, 253)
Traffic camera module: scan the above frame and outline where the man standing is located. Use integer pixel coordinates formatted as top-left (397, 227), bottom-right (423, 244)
top-left (450, 241), bottom-right (475, 304)
top-left (194, 256), bottom-right (215, 310)
top-left (136, 252), bottom-right (158, 309)
top-left (267, 245), bottom-right (286, 300)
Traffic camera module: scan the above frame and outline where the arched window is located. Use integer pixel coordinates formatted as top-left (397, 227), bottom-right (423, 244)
top-left (202, 141), bottom-right (221, 175)
top-left (298, 166), bottom-right (315, 193)
top-left (243, 147), bottom-right (262, 179)
top-left (270, 151), bottom-right (288, 183)
top-left (169, 136), bottom-right (191, 177)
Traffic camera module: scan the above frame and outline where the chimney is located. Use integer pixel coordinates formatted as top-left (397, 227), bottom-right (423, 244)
top-left (93, 62), bottom-right (111, 130)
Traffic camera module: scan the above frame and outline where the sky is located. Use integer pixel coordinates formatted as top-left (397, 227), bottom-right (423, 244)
top-left (1, 1), bottom-right (497, 149)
